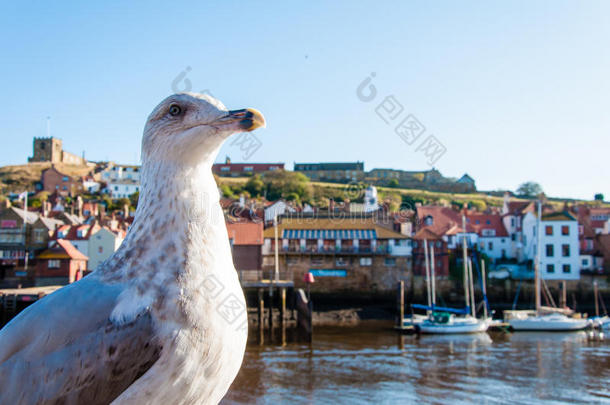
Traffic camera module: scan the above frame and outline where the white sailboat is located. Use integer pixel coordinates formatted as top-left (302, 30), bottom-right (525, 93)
top-left (416, 217), bottom-right (490, 334)
top-left (508, 199), bottom-right (589, 332)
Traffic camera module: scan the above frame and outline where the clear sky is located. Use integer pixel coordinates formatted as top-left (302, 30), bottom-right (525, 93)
top-left (1, 1), bottom-right (608, 200)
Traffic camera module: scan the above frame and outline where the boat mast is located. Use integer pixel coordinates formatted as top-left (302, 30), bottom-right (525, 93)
top-left (468, 258), bottom-right (476, 318)
top-left (535, 199), bottom-right (542, 315)
top-left (430, 243), bottom-right (436, 308)
top-left (594, 281), bottom-right (599, 318)
top-left (481, 259), bottom-right (488, 319)
top-left (462, 215), bottom-right (470, 312)
top-left (424, 238), bottom-right (432, 313)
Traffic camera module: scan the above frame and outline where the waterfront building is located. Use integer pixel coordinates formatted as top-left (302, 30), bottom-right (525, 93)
top-left (261, 216), bottom-right (411, 293)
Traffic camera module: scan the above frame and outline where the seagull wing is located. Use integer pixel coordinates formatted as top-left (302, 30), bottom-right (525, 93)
top-left (0, 275), bottom-right (162, 404)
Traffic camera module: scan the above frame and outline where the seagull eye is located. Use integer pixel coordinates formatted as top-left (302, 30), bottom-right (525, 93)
top-left (169, 104), bottom-right (182, 116)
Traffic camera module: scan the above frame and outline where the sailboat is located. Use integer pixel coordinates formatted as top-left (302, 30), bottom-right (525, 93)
top-left (507, 200), bottom-right (589, 332)
top-left (413, 216), bottom-right (491, 334)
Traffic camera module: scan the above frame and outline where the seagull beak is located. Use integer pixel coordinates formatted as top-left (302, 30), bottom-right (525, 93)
top-left (225, 108), bottom-right (266, 132)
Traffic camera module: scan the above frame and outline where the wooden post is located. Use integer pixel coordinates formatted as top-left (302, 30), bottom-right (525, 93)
top-left (280, 287), bottom-right (287, 346)
top-left (279, 287), bottom-right (286, 327)
top-left (397, 281), bottom-right (404, 328)
top-left (257, 288), bottom-right (264, 344)
top-left (560, 280), bottom-right (567, 308)
top-left (268, 289), bottom-right (274, 331)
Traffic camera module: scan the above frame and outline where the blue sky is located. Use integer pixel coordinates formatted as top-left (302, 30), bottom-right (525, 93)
top-left (1, 1), bottom-right (608, 200)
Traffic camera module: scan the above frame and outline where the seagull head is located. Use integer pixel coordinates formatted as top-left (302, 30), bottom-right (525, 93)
top-left (142, 92), bottom-right (265, 164)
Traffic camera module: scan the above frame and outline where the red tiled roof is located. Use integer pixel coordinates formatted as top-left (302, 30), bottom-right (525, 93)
top-left (506, 201), bottom-right (534, 214)
top-left (466, 213), bottom-right (509, 237)
top-left (416, 206), bottom-right (462, 235)
top-left (227, 222), bottom-right (263, 246)
top-left (413, 228), bottom-right (442, 240)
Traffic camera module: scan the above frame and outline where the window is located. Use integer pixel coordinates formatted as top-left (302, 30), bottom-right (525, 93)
top-left (546, 244), bottom-right (554, 257)
top-left (562, 264), bottom-right (571, 273)
top-left (98, 246), bottom-right (103, 253)
top-left (360, 257), bottom-right (372, 266)
top-left (545, 225), bottom-right (553, 235)
top-left (578, 225), bottom-right (584, 235)
top-left (220, 167), bottom-right (230, 172)
top-left (511, 234), bottom-right (516, 241)
top-left (62, 176), bottom-right (69, 182)
top-left (511, 218), bottom-right (515, 227)
top-left (48, 259), bottom-right (60, 269)
top-left (424, 216), bottom-right (433, 226)
top-left (335, 257), bottom-right (348, 267)
top-left (384, 258), bottom-right (396, 266)
top-left (244, 166), bottom-right (253, 172)
top-left (546, 264), bottom-right (555, 273)
top-left (562, 244), bottom-right (570, 257)
top-left (581, 258), bottom-right (588, 266)
top-left (33, 229), bottom-right (45, 243)
top-left (561, 226), bottom-right (569, 235)
top-left (488, 242), bottom-right (493, 250)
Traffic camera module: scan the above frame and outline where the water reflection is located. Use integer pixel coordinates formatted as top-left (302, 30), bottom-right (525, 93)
top-left (223, 321), bottom-right (610, 404)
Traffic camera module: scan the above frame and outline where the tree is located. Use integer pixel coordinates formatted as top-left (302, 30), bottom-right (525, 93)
top-left (129, 191), bottom-right (139, 208)
top-left (220, 184), bottom-right (236, 199)
top-left (263, 171), bottom-right (312, 202)
top-left (516, 181), bottom-right (543, 198)
top-left (595, 193), bottom-right (604, 201)
top-left (387, 178), bottom-right (400, 188)
top-left (244, 175), bottom-right (265, 197)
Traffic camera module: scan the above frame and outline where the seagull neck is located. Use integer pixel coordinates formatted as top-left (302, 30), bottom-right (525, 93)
top-left (131, 159), bottom-right (230, 266)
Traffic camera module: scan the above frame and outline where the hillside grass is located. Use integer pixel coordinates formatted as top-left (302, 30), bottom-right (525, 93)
top-left (0, 163), bottom-right (93, 194)
top-left (216, 176), bottom-right (610, 210)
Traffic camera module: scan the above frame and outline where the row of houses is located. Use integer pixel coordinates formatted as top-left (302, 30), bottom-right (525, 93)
top-left (224, 192), bottom-right (610, 294)
top-left (3, 183), bottom-right (610, 293)
top-left (0, 202), bottom-right (127, 286)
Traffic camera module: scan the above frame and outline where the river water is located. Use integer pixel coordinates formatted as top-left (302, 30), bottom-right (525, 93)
top-left (223, 321), bottom-right (610, 404)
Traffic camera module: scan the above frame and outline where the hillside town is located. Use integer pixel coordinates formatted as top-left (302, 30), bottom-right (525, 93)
top-left (0, 136), bottom-right (609, 298)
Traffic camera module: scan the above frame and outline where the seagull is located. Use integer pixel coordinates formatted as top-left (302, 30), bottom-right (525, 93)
top-left (0, 93), bottom-right (265, 404)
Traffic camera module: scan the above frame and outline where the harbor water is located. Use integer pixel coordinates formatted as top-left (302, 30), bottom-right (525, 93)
top-left (223, 321), bottom-right (610, 404)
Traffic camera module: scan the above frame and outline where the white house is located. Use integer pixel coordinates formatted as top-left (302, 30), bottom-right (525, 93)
top-left (106, 180), bottom-right (140, 199)
top-left (522, 211), bottom-right (580, 280)
top-left (88, 227), bottom-right (125, 270)
top-left (467, 214), bottom-right (512, 261)
top-left (101, 164), bottom-right (141, 182)
top-left (264, 200), bottom-right (296, 223)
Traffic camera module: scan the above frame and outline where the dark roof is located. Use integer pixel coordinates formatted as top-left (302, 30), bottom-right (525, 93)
top-left (38, 239), bottom-right (88, 260)
top-left (541, 211), bottom-right (576, 221)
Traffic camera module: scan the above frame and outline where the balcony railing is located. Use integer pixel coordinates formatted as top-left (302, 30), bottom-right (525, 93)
top-left (277, 245), bottom-right (391, 255)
